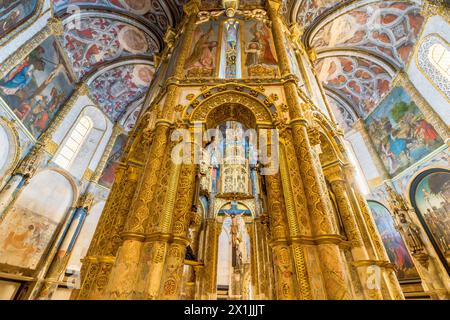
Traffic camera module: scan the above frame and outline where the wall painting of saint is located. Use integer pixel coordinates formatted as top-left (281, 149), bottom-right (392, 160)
top-left (0, 36), bottom-right (75, 139)
top-left (411, 170), bottom-right (450, 272)
top-left (184, 21), bottom-right (219, 78)
top-left (368, 201), bottom-right (420, 281)
top-left (365, 86), bottom-right (443, 177)
top-left (0, 0), bottom-right (38, 40)
top-left (243, 20), bottom-right (279, 78)
top-left (98, 134), bottom-right (128, 189)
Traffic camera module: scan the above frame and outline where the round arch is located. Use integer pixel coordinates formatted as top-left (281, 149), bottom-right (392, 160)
top-left (186, 89), bottom-right (275, 127)
top-left (409, 168), bottom-right (450, 275)
top-left (0, 118), bottom-right (20, 184)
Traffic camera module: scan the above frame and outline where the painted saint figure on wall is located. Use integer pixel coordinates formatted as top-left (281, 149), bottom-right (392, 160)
top-left (98, 134), bottom-right (128, 189)
top-left (412, 171), bottom-right (450, 269)
top-left (185, 21), bottom-right (219, 78)
top-left (368, 201), bottom-right (419, 280)
top-left (244, 21), bottom-right (278, 78)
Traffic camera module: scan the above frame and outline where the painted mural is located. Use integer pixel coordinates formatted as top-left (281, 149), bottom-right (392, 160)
top-left (293, 0), bottom-right (343, 27)
top-left (0, 170), bottom-right (73, 271)
top-left (365, 87), bottom-right (443, 176)
top-left (200, 0), bottom-right (264, 10)
top-left (0, 0), bottom-right (38, 39)
top-left (54, 0), bottom-right (173, 32)
top-left (316, 56), bottom-right (392, 117)
top-left (284, 34), bottom-right (301, 79)
top-left (243, 21), bottom-right (279, 78)
top-left (327, 96), bottom-right (355, 132)
top-left (98, 134), bottom-right (128, 189)
top-left (63, 16), bottom-right (158, 79)
top-left (184, 21), bottom-right (219, 78)
top-left (311, 2), bottom-right (424, 66)
top-left (0, 36), bottom-right (75, 139)
top-left (88, 64), bottom-right (154, 122)
top-left (413, 171), bottom-right (450, 269)
top-left (368, 201), bottom-right (419, 281)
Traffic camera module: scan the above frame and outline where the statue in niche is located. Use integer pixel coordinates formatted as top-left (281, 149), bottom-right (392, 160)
top-left (229, 214), bottom-right (243, 269)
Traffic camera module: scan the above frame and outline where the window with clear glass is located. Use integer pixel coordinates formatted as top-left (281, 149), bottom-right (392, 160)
top-left (54, 116), bottom-right (93, 170)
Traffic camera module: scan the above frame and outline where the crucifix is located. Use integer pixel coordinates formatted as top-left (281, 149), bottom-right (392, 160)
top-left (219, 201), bottom-right (250, 268)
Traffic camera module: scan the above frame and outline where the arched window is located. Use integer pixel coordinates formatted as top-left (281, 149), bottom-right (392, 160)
top-left (417, 34), bottom-right (450, 99)
top-left (429, 43), bottom-right (450, 77)
top-left (54, 116), bottom-right (93, 170)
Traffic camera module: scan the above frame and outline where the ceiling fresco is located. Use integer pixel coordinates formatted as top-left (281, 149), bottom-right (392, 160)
top-left (88, 64), bottom-right (155, 122)
top-left (285, 1), bottom-right (427, 121)
top-left (62, 15), bottom-right (159, 79)
top-left (287, 0), bottom-right (345, 27)
top-left (310, 1), bottom-right (425, 67)
top-left (54, 0), bottom-right (182, 37)
top-left (53, 0), bottom-right (185, 128)
top-left (316, 56), bottom-right (393, 118)
top-left (327, 95), bottom-right (356, 132)
top-left (49, 0), bottom-right (427, 130)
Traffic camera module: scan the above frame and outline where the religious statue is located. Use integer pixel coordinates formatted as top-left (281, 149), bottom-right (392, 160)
top-left (229, 214), bottom-right (243, 269)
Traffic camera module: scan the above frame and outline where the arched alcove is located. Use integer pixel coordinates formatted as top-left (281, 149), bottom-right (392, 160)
top-left (53, 106), bottom-right (108, 180)
top-left (367, 200), bottom-right (419, 281)
top-left (0, 170), bottom-right (76, 271)
top-left (0, 119), bottom-right (19, 183)
top-left (409, 168), bottom-right (450, 275)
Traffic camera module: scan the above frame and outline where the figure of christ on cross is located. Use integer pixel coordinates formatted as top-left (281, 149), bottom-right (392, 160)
top-left (219, 201), bottom-right (251, 269)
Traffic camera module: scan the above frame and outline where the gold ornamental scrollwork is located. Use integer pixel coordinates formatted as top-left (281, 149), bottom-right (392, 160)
top-left (187, 90), bottom-right (274, 126)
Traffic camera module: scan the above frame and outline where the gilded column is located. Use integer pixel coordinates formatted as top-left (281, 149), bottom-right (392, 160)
top-left (198, 218), bottom-right (219, 299)
top-left (421, 0), bottom-right (450, 22)
top-left (268, 0), bottom-right (353, 300)
top-left (395, 71), bottom-right (450, 144)
top-left (348, 182), bottom-right (404, 300)
top-left (327, 165), bottom-right (383, 300)
top-left (77, 121), bottom-right (149, 299)
top-left (159, 155), bottom-right (197, 299)
top-left (104, 122), bottom-right (171, 299)
top-left (161, 0), bottom-right (200, 120)
top-left (264, 172), bottom-right (298, 300)
top-left (278, 134), bottom-right (313, 299)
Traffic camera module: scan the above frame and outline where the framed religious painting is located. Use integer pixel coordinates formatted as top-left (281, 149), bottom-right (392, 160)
top-left (410, 169), bottom-right (450, 275)
top-left (184, 20), bottom-right (220, 78)
top-left (365, 86), bottom-right (444, 177)
top-left (0, 36), bottom-right (76, 140)
top-left (0, 0), bottom-right (39, 42)
top-left (368, 201), bottom-right (420, 281)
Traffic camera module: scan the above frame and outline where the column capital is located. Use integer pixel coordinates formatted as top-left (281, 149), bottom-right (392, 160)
top-left (76, 192), bottom-right (95, 211)
top-left (421, 0), bottom-right (450, 21)
top-left (48, 17), bottom-right (64, 36)
top-left (184, 0), bottom-right (201, 16)
top-left (266, 0), bottom-right (282, 12)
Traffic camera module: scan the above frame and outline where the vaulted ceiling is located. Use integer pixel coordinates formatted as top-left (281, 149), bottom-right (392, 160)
top-left (53, 0), bottom-right (428, 132)
top-left (54, 0), bottom-right (188, 130)
top-left (285, 0), bottom-right (426, 130)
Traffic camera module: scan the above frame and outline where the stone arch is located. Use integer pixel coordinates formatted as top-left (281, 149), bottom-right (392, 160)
top-left (314, 112), bottom-right (347, 165)
top-left (409, 168), bottom-right (450, 275)
top-left (187, 90), bottom-right (274, 127)
top-left (0, 169), bottom-right (77, 271)
top-left (0, 117), bottom-right (20, 184)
